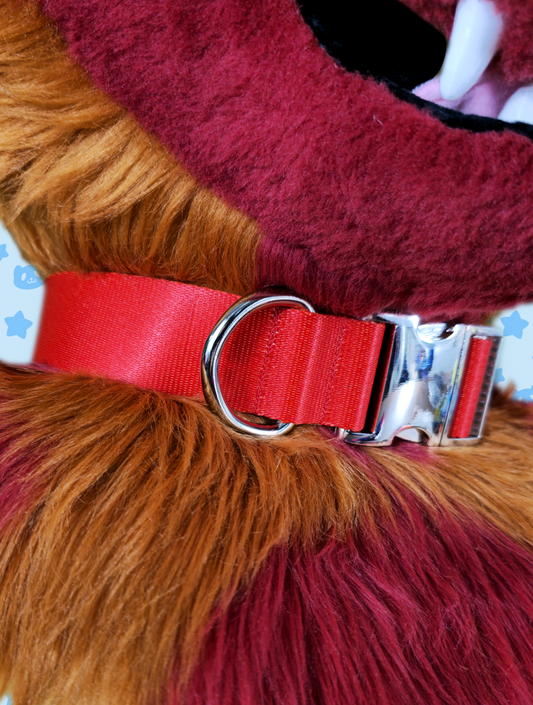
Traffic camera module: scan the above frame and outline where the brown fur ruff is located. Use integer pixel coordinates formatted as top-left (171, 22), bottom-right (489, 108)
top-left (2, 368), bottom-right (533, 705)
top-left (0, 0), bottom-right (258, 295)
top-left (1, 2), bottom-right (533, 704)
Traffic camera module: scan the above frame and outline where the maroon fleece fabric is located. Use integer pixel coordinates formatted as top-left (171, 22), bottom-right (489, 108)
top-left (37, 0), bottom-right (533, 321)
top-left (400, 0), bottom-right (456, 37)
top-left (185, 481), bottom-right (533, 704)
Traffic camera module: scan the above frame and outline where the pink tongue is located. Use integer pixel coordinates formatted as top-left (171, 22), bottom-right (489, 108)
top-left (413, 71), bottom-right (518, 119)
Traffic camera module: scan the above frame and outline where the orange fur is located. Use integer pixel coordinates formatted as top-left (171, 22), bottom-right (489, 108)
top-left (0, 2), bottom-right (533, 705)
top-left (1, 367), bottom-right (533, 705)
top-left (0, 364), bottom-right (370, 704)
top-left (0, 0), bottom-right (258, 295)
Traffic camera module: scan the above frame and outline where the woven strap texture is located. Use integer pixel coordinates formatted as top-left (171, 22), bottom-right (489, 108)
top-left (33, 272), bottom-right (491, 436)
top-left (34, 273), bottom-right (386, 431)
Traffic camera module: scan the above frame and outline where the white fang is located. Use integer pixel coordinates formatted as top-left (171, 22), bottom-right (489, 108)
top-left (439, 0), bottom-right (503, 101)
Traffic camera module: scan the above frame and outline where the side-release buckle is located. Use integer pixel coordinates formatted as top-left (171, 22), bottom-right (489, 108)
top-left (336, 314), bottom-right (502, 447)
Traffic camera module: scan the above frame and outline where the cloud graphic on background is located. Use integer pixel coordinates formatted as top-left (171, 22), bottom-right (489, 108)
top-left (493, 368), bottom-right (505, 384)
top-left (0, 244), bottom-right (8, 261)
top-left (13, 265), bottom-right (43, 290)
top-left (501, 310), bottom-right (530, 339)
top-left (4, 311), bottom-right (33, 339)
top-left (514, 386), bottom-right (533, 402)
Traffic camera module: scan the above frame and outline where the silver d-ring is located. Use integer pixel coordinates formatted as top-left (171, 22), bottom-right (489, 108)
top-left (201, 289), bottom-right (315, 438)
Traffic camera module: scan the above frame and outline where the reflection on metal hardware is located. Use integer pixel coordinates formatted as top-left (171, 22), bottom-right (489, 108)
top-left (201, 289), bottom-right (315, 438)
top-left (336, 314), bottom-right (501, 447)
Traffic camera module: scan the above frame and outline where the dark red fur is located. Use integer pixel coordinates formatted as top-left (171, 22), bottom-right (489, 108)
top-left (37, 0), bottom-right (533, 321)
top-left (0, 402), bottom-right (45, 532)
top-left (185, 487), bottom-right (533, 705)
top-left (490, 0), bottom-right (533, 83)
top-left (0, 441), bottom-right (39, 532)
top-left (399, 0), bottom-right (456, 37)
top-left (5, 3), bottom-right (533, 703)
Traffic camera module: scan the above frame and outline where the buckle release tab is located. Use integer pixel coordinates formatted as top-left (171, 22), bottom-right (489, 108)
top-left (336, 314), bottom-right (501, 447)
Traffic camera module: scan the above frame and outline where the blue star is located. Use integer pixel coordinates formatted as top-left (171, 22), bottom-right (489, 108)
top-left (0, 244), bottom-right (8, 261)
top-left (493, 368), bottom-right (505, 384)
top-left (4, 311), bottom-right (33, 339)
top-left (515, 386), bottom-right (533, 402)
top-left (501, 310), bottom-right (530, 339)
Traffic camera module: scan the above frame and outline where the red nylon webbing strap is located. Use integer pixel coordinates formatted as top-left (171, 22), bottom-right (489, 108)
top-left (449, 337), bottom-right (494, 438)
top-left (34, 273), bottom-right (387, 431)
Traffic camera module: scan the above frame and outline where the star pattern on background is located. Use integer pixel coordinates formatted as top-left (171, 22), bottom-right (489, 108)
top-left (0, 244), bottom-right (8, 261)
top-left (500, 310), bottom-right (530, 339)
top-left (4, 311), bottom-right (33, 339)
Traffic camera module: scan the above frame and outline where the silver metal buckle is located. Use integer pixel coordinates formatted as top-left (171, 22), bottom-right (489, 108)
top-left (201, 289), bottom-right (315, 438)
top-left (202, 293), bottom-right (501, 446)
top-left (336, 314), bottom-right (502, 447)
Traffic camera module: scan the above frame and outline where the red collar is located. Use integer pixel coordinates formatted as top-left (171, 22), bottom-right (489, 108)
top-left (33, 272), bottom-right (499, 444)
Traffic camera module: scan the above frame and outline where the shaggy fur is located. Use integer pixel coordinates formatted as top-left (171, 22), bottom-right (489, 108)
top-left (0, 0), bottom-right (258, 294)
top-left (2, 2), bottom-right (533, 704)
top-left (0, 365), bottom-right (366, 704)
top-left (35, 0), bottom-right (533, 322)
top-left (186, 509), bottom-right (533, 705)
top-left (2, 367), bottom-right (533, 705)
top-left (401, 0), bottom-right (533, 84)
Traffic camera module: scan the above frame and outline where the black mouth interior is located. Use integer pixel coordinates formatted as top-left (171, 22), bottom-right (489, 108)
top-left (298, 0), bottom-right (446, 91)
top-left (298, 0), bottom-right (533, 141)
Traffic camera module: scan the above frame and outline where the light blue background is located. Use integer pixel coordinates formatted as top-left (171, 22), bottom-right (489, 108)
top-left (0, 224), bottom-right (44, 364)
top-left (0, 221), bottom-right (532, 398)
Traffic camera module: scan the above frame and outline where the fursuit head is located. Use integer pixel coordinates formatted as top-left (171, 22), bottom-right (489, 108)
top-left (1, 0), bottom-right (533, 703)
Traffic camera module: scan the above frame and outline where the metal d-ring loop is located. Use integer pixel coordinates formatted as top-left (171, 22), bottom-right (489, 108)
top-left (201, 289), bottom-right (315, 438)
